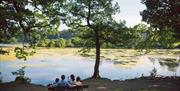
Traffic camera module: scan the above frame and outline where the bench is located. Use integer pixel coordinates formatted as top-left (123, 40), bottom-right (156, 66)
top-left (48, 85), bottom-right (88, 91)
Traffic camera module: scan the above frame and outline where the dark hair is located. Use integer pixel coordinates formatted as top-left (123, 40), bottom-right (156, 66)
top-left (61, 75), bottom-right (65, 80)
top-left (55, 78), bottom-right (59, 83)
top-left (76, 76), bottom-right (81, 81)
top-left (70, 74), bottom-right (75, 81)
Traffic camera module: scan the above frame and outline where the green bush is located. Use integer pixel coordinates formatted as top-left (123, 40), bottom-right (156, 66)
top-left (47, 40), bottom-right (55, 47)
top-left (12, 67), bottom-right (31, 83)
top-left (37, 38), bottom-right (67, 48)
top-left (150, 67), bottom-right (157, 78)
top-left (58, 38), bottom-right (66, 47)
top-left (66, 39), bottom-right (74, 47)
top-left (8, 37), bottom-right (18, 43)
top-left (0, 72), bottom-right (2, 83)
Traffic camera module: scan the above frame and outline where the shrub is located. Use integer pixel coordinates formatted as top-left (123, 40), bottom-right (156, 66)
top-left (150, 67), bottom-right (157, 78)
top-left (12, 67), bottom-right (31, 83)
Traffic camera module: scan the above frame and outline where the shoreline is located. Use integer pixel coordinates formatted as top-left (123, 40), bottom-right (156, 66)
top-left (1, 77), bottom-right (180, 91)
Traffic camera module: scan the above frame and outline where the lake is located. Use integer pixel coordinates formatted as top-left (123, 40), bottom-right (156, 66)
top-left (0, 53), bottom-right (180, 86)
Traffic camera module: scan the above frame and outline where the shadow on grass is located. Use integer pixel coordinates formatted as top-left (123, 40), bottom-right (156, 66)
top-left (114, 89), bottom-right (161, 91)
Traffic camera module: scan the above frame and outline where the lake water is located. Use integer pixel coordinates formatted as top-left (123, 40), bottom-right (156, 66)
top-left (0, 55), bottom-right (180, 85)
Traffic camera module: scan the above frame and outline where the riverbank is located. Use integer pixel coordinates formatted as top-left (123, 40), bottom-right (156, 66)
top-left (0, 77), bottom-right (180, 91)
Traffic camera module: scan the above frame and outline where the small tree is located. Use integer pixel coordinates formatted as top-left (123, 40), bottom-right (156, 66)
top-left (150, 67), bottom-right (157, 78)
top-left (64, 0), bottom-right (120, 79)
top-left (12, 67), bottom-right (31, 83)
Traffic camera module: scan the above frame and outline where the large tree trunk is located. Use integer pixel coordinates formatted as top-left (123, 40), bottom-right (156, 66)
top-left (92, 29), bottom-right (101, 79)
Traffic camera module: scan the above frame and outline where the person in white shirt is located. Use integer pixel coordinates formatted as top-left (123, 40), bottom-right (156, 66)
top-left (67, 74), bottom-right (76, 87)
top-left (75, 76), bottom-right (82, 86)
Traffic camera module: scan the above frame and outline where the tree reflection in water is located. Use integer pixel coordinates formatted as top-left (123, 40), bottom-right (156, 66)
top-left (159, 58), bottom-right (180, 72)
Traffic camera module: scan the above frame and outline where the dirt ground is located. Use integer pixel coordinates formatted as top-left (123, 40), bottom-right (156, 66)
top-left (0, 77), bottom-right (180, 91)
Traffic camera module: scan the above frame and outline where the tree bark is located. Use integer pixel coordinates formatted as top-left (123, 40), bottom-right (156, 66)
top-left (91, 29), bottom-right (101, 79)
top-left (86, 0), bottom-right (100, 79)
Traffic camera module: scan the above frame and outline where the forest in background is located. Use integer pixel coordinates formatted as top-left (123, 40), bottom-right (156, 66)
top-left (1, 24), bottom-right (179, 49)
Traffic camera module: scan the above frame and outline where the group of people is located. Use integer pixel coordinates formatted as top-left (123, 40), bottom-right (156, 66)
top-left (48, 74), bottom-right (82, 88)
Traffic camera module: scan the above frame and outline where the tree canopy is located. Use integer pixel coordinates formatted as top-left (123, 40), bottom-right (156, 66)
top-left (63, 0), bottom-right (121, 78)
top-left (141, 0), bottom-right (180, 45)
top-left (0, 0), bottom-right (65, 45)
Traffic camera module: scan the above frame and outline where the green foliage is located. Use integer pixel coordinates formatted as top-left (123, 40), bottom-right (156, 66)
top-left (130, 23), bottom-right (176, 49)
top-left (71, 37), bottom-right (85, 47)
top-left (48, 40), bottom-right (56, 47)
top-left (14, 47), bottom-right (29, 60)
top-left (78, 48), bottom-right (91, 56)
top-left (48, 30), bottom-right (73, 39)
top-left (0, 72), bottom-right (2, 83)
top-left (101, 42), bottom-right (116, 48)
top-left (14, 47), bottom-right (36, 60)
top-left (36, 30), bottom-right (74, 48)
top-left (0, 0), bottom-right (66, 49)
top-left (12, 67), bottom-right (26, 77)
top-left (64, 0), bottom-right (120, 78)
top-left (100, 21), bottom-right (133, 48)
top-left (12, 66), bottom-right (31, 83)
top-left (1, 0), bottom-right (178, 63)
top-left (0, 0), bottom-right (64, 59)
top-left (42, 39), bottom-right (50, 47)
top-left (0, 37), bottom-right (18, 43)
top-left (159, 59), bottom-right (179, 69)
top-left (66, 39), bottom-right (74, 47)
top-left (131, 24), bottom-right (155, 49)
top-left (37, 38), bottom-right (67, 48)
top-left (8, 37), bottom-right (18, 43)
top-left (150, 67), bottom-right (157, 78)
top-left (58, 38), bottom-right (66, 47)
top-left (0, 48), bottom-right (10, 55)
top-left (141, 0), bottom-right (180, 46)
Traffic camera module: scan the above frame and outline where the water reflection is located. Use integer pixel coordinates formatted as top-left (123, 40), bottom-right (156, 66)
top-left (0, 55), bottom-right (180, 85)
top-left (113, 60), bottom-right (138, 69)
top-left (159, 58), bottom-right (180, 72)
top-left (148, 57), bottom-right (180, 72)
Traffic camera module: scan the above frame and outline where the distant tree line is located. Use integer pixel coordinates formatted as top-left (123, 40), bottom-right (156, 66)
top-left (1, 23), bottom-right (178, 49)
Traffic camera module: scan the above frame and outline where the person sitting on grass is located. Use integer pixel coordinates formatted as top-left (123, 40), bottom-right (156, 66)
top-left (48, 78), bottom-right (60, 91)
top-left (67, 74), bottom-right (76, 87)
top-left (51, 78), bottom-right (59, 87)
top-left (75, 76), bottom-right (82, 86)
top-left (57, 75), bottom-right (68, 87)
